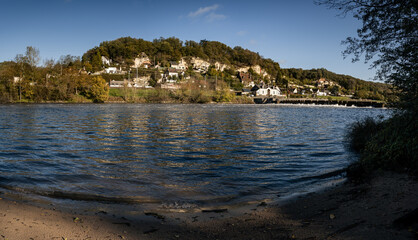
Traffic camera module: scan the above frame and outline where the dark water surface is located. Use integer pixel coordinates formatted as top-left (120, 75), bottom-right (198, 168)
top-left (0, 104), bottom-right (389, 210)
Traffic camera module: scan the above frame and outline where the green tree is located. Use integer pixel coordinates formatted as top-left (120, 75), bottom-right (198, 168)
top-left (0, 61), bottom-right (18, 102)
top-left (14, 46), bottom-right (40, 101)
top-left (317, 0), bottom-right (417, 109)
top-left (329, 85), bottom-right (341, 96)
top-left (89, 76), bottom-right (109, 102)
top-left (79, 76), bottom-right (109, 102)
top-left (91, 51), bottom-right (102, 72)
top-left (318, 0), bottom-right (418, 177)
top-left (149, 70), bottom-right (159, 87)
top-left (25, 46), bottom-right (40, 68)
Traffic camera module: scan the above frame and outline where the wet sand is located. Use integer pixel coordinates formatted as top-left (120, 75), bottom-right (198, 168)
top-left (0, 171), bottom-right (417, 240)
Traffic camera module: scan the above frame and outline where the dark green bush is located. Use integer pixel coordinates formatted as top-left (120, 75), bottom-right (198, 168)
top-left (346, 111), bottom-right (418, 180)
top-left (347, 116), bottom-right (383, 152)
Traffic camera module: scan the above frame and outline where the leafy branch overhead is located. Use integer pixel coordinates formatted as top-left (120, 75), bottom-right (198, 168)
top-left (317, 0), bottom-right (417, 109)
top-left (318, 0), bottom-right (418, 178)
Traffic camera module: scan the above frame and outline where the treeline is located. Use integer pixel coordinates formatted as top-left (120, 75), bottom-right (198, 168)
top-left (282, 68), bottom-right (393, 100)
top-left (0, 48), bottom-right (108, 103)
top-left (0, 38), bottom-right (395, 103)
top-left (83, 37), bottom-right (393, 101)
top-left (82, 37), bottom-right (281, 76)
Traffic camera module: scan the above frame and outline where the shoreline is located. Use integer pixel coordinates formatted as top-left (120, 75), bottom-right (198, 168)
top-left (0, 100), bottom-right (388, 108)
top-left (1, 171), bottom-right (416, 239)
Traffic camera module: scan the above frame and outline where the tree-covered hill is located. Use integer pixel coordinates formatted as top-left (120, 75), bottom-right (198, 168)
top-left (282, 68), bottom-right (392, 100)
top-left (82, 37), bottom-right (276, 73)
top-left (82, 37), bottom-right (392, 100)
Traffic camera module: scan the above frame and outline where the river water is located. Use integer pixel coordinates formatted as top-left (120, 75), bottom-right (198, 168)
top-left (0, 104), bottom-right (389, 211)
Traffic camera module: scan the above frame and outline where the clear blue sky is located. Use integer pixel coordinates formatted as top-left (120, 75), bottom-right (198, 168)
top-left (0, 0), bottom-right (377, 81)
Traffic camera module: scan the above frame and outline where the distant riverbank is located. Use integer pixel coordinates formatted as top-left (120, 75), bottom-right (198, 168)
top-left (2, 94), bottom-right (387, 108)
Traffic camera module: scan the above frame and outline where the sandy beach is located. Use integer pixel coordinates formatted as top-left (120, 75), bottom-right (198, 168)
top-left (0, 171), bottom-right (417, 240)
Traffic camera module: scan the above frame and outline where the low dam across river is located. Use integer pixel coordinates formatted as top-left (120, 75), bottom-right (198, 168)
top-left (253, 97), bottom-right (386, 108)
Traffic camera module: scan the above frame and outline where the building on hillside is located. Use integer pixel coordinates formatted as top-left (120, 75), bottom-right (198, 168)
top-left (237, 72), bottom-right (254, 87)
top-left (162, 68), bottom-right (184, 82)
top-left (142, 60), bottom-right (152, 69)
top-left (132, 52), bottom-right (151, 68)
top-left (241, 88), bottom-right (252, 96)
top-left (101, 56), bottom-right (111, 66)
top-left (237, 66), bottom-right (250, 73)
top-left (214, 62), bottom-right (228, 72)
top-left (237, 65), bottom-right (271, 80)
top-left (316, 89), bottom-right (328, 96)
top-left (167, 68), bottom-right (181, 78)
top-left (105, 67), bottom-right (121, 74)
top-left (316, 78), bottom-right (332, 89)
top-left (251, 84), bottom-right (282, 97)
top-left (191, 57), bottom-right (210, 72)
top-left (13, 77), bottom-right (22, 83)
top-left (170, 58), bottom-right (188, 71)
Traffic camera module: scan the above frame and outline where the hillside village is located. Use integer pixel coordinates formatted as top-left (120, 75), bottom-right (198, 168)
top-left (95, 52), bottom-right (348, 99)
top-left (78, 37), bottom-right (392, 102)
top-left (0, 37), bottom-right (393, 104)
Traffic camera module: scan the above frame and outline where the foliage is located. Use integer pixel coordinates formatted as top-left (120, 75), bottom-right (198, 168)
top-left (149, 70), bottom-right (159, 87)
top-left (1, 34), bottom-right (396, 103)
top-left (82, 37), bottom-right (274, 76)
top-left (346, 113), bottom-right (418, 179)
top-left (80, 36), bottom-right (395, 101)
top-left (318, 0), bottom-right (418, 178)
top-left (317, 0), bottom-right (417, 109)
top-left (78, 76), bottom-right (109, 103)
top-left (282, 68), bottom-right (392, 99)
top-left (144, 88), bottom-right (172, 103)
top-left (0, 47), bottom-right (113, 103)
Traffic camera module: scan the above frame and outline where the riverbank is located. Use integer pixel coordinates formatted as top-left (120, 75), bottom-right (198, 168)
top-left (1, 99), bottom-right (387, 108)
top-left (0, 171), bottom-right (416, 240)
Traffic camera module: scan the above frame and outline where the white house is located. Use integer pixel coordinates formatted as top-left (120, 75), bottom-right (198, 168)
top-left (105, 67), bottom-right (119, 74)
top-left (13, 77), bottom-right (22, 83)
top-left (170, 58), bottom-right (188, 71)
top-left (165, 68), bottom-right (182, 78)
top-left (251, 85), bottom-right (282, 97)
top-left (316, 89), bottom-right (327, 96)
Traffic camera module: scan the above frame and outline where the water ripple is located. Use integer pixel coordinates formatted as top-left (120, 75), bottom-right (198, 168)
top-left (0, 104), bottom-right (390, 207)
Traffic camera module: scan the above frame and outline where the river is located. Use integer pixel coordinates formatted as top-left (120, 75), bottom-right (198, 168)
top-left (0, 104), bottom-right (390, 212)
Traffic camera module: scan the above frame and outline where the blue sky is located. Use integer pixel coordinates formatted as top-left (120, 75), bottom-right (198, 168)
top-left (0, 0), bottom-right (376, 81)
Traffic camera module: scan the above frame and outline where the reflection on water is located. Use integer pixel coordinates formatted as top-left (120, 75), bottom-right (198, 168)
top-left (0, 104), bottom-right (390, 208)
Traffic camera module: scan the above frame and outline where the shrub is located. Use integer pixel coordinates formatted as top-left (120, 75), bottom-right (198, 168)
top-left (346, 111), bottom-right (418, 180)
top-left (79, 76), bottom-right (109, 103)
top-left (346, 116), bottom-right (383, 152)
